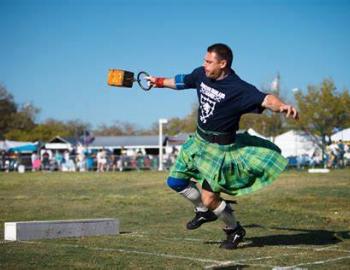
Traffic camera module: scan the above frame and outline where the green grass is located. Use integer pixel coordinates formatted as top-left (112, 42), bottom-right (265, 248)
top-left (0, 170), bottom-right (350, 269)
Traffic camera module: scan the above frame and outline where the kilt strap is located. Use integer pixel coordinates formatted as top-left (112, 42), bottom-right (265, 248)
top-left (196, 127), bottom-right (236, 145)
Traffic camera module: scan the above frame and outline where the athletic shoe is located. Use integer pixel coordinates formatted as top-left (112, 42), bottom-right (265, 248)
top-left (186, 209), bottom-right (218, 230)
top-left (220, 222), bottom-right (246, 249)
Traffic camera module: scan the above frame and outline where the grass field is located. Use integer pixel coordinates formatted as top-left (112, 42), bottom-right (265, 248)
top-left (0, 169), bottom-right (350, 269)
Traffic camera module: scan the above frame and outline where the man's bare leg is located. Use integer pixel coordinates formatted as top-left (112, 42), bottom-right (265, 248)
top-left (166, 177), bottom-right (217, 230)
top-left (201, 188), bottom-right (245, 249)
top-left (201, 189), bottom-right (237, 230)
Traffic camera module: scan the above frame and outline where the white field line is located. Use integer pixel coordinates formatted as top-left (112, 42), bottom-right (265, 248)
top-left (315, 245), bottom-right (350, 253)
top-left (130, 232), bottom-right (350, 254)
top-left (15, 240), bottom-right (276, 268)
top-left (277, 245), bottom-right (350, 253)
top-left (3, 236), bottom-right (349, 269)
top-left (4, 236), bottom-right (350, 254)
top-left (0, 239), bottom-right (274, 268)
top-left (322, 249), bottom-right (350, 253)
top-left (120, 234), bottom-right (350, 268)
top-left (18, 241), bottom-right (227, 265)
top-left (205, 253), bottom-right (308, 269)
top-left (313, 245), bottom-right (338, 251)
top-left (124, 232), bottom-right (248, 244)
top-left (128, 233), bottom-right (350, 255)
top-left (275, 255), bottom-right (350, 269)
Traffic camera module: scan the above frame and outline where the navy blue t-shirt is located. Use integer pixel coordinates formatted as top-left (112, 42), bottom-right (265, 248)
top-left (175, 67), bottom-right (267, 133)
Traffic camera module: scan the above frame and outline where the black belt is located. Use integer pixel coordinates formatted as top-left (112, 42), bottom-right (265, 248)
top-left (196, 128), bottom-right (235, 145)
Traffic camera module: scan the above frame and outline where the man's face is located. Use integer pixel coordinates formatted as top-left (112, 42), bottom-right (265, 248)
top-left (203, 52), bottom-right (226, 79)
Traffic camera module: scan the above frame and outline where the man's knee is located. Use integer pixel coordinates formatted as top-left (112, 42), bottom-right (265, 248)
top-left (201, 190), bottom-right (221, 210)
top-left (166, 177), bottom-right (190, 192)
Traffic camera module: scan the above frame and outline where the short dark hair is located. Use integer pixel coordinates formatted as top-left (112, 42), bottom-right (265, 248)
top-left (207, 43), bottom-right (233, 68)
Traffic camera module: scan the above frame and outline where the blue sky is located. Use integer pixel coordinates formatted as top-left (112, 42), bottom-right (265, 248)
top-left (1, 0), bottom-right (350, 129)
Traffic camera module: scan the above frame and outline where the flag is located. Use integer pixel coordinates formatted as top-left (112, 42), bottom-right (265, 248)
top-left (80, 130), bottom-right (95, 145)
top-left (271, 74), bottom-right (280, 92)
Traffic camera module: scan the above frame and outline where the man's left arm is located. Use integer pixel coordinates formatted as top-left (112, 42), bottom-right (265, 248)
top-left (261, 94), bottom-right (299, 120)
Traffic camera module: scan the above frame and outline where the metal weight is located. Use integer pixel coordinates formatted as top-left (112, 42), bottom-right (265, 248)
top-left (107, 69), bottom-right (152, 91)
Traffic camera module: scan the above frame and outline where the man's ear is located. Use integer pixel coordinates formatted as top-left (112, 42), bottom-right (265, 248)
top-left (220, 59), bottom-right (227, 69)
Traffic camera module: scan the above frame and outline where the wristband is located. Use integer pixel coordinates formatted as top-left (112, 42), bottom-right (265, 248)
top-left (155, 77), bottom-right (165, 88)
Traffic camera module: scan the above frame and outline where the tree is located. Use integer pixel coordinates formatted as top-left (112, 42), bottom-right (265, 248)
top-left (0, 84), bottom-right (17, 138)
top-left (0, 85), bottom-right (41, 140)
top-left (293, 79), bottom-right (350, 163)
top-left (65, 120), bottom-right (91, 138)
top-left (94, 121), bottom-right (139, 136)
top-left (7, 103), bottom-right (40, 131)
top-left (6, 119), bottom-right (69, 141)
top-left (338, 90), bottom-right (350, 127)
top-left (164, 104), bottom-right (197, 135)
top-left (5, 119), bottom-right (91, 142)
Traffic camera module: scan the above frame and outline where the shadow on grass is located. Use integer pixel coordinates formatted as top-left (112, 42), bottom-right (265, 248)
top-left (244, 224), bottom-right (349, 248)
top-left (207, 265), bottom-right (249, 270)
top-left (204, 224), bottom-right (349, 248)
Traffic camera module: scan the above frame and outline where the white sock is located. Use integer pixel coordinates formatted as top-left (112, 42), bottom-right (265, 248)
top-left (178, 182), bottom-right (208, 212)
top-left (213, 201), bottom-right (237, 230)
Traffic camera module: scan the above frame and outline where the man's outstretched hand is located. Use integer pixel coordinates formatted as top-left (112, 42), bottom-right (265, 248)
top-left (144, 76), bottom-right (176, 89)
top-left (144, 76), bottom-right (156, 88)
top-left (262, 95), bottom-right (299, 120)
top-left (280, 104), bottom-right (299, 120)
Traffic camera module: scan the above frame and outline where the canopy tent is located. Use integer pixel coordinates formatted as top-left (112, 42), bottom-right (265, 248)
top-left (8, 143), bottom-right (39, 153)
top-left (44, 136), bottom-right (77, 150)
top-left (274, 130), bottom-right (321, 158)
top-left (331, 128), bottom-right (350, 142)
top-left (166, 133), bottom-right (190, 146)
top-left (0, 140), bottom-right (34, 151)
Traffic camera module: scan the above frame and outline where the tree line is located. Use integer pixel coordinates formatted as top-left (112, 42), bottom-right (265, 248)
top-left (1, 79), bottom-right (349, 146)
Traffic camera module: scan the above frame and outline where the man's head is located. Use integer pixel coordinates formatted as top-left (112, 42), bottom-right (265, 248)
top-left (204, 43), bottom-right (233, 79)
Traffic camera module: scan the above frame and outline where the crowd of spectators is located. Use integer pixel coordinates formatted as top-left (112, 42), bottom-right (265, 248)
top-left (287, 140), bottom-right (350, 169)
top-left (0, 145), bottom-right (178, 173)
top-left (1, 141), bottom-right (349, 173)
top-left (325, 140), bottom-right (349, 168)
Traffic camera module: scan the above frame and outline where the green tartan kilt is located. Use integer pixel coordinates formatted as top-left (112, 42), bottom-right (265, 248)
top-left (169, 132), bottom-right (288, 196)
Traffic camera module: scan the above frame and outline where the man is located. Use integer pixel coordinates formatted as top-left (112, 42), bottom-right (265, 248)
top-left (146, 43), bottom-right (298, 249)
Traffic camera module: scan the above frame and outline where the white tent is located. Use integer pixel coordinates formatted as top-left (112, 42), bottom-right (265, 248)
top-left (274, 130), bottom-right (321, 158)
top-left (331, 128), bottom-right (350, 142)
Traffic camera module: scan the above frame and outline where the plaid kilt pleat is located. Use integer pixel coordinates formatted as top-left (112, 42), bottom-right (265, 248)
top-left (169, 132), bottom-right (288, 196)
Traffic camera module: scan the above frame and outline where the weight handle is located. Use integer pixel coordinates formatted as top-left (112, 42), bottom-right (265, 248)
top-left (136, 71), bottom-right (152, 91)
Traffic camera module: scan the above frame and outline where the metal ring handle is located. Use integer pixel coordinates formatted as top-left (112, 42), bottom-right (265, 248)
top-left (136, 71), bottom-right (152, 91)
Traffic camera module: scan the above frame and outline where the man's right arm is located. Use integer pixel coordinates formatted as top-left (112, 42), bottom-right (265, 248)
top-left (146, 68), bottom-right (199, 90)
top-left (146, 76), bottom-right (177, 89)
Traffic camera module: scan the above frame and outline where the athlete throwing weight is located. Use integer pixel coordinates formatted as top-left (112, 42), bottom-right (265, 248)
top-left (146, 43), bottom-right (298, 249)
